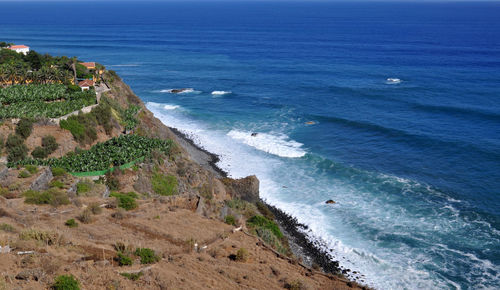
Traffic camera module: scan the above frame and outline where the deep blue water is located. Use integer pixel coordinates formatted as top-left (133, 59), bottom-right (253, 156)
top-left (1, 1), bottom-right (499, 289)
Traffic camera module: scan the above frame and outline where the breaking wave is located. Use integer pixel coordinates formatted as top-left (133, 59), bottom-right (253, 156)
top-left (227, 130), bottom-right (306, 158)
top-left (211, 90), bottom-right (232, 95)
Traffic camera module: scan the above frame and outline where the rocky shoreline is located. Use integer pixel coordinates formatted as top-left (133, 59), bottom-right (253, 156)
top-left (168, 127), bottom-right (228, 178)
top-left (163, 120), bottom-right (356, 282)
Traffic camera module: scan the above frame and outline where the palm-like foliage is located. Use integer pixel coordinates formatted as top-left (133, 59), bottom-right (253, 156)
top-left (11, 135), bottom-right (173, 173)
top-left (0, 84), bottom-right (96, 118)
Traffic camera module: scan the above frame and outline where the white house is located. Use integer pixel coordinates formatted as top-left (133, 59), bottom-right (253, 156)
top-left (8, 45), bottom-right (30, 55)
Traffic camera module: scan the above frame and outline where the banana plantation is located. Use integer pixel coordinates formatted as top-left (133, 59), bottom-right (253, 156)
top-left (10, 135), bottom-right (173, 173)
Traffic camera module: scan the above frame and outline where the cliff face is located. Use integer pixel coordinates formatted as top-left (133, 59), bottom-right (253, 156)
top-left (0, 72), bottom-right (364, 289)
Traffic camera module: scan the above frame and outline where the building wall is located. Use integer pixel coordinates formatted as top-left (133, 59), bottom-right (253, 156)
top-left (13, 48), bottom-right (29, 55)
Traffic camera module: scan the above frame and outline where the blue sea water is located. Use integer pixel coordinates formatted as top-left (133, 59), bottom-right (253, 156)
top-left (1, 1), bottom-right (499, 288)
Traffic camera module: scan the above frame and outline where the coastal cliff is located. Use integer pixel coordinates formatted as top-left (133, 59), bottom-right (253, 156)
top-left (0, 64), bottom-right (365, 289)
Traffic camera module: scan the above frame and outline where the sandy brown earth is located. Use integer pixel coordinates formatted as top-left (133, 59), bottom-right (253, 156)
top-left (0, 195), bottom-right (362, 290)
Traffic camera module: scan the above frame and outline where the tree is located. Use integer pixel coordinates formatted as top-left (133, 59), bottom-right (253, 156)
top-left (65, 57), bottom-right (77, 84)
top-left (24, 51), bottom-right (42, 71)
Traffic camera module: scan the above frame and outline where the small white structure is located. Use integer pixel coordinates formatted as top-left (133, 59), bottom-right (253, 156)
top-left (78, 79), bottom-right (94, 91)
top-left (8, 45), bottom-right (30, 55)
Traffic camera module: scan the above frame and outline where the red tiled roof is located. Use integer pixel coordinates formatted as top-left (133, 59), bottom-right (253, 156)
top-left (81, 62), bottom-right (96, 69)
top-left (78, 79), bottom-right (94, 87)
top-left (9, 45), bottom-right (29, 49)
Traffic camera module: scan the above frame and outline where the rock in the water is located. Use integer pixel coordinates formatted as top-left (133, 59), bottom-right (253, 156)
top-left (30, 167), bottom-right (53, 191)
top-left (325, 199), bottom-right (336, 204)
top-left (170, 88), bottom-right (191, 94)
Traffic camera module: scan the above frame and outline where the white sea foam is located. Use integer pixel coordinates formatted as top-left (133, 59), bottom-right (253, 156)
top-left (146, 101), bottom-right (500, 290)
top-left (163, 104), bottom-right (180, 110)
top-left (211, 90), bottom-right (232, 95)
top-left (227, 130), bottom-right (306, 158)
top-left (386, 78), bottom-right (402, 84)
top-left (146, 101), bottom-right (449, 289)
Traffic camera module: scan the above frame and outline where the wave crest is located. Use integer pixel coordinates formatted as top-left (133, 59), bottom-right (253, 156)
top-left (211, 90), bottom-right (232, 95)
top-left (163, 104), bottom-right (180, 110)
top-left (227, 130), bottom-right (306, 158)
top-left (386, 78), bottom-right (402, 84)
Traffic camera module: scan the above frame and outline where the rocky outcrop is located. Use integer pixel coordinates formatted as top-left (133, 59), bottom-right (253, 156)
top-left (30, 167), bottom-right (53, 191)
top-left (15, 268), bottom-right (45, 281)
top-left (222, 175), bottom-right (260, 203)
top-left (0, 165), bottom-right (8, 180)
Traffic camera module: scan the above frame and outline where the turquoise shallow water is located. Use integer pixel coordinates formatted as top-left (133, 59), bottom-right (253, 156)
top-left (1, 1), bottom-right (499, 288)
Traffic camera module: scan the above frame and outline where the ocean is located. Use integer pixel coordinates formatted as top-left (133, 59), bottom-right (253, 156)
top-left (1, 1), bottom-right (499, 289)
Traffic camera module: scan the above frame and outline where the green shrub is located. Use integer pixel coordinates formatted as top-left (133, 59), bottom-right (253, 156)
top-left (51, 167), bottom-right (66, 177)
top-left (91, 104), bottom-right (113, 134)
top-left (31, 146), bottom-right (48, 159)
top-left (6, 134), bottom-right (27, 162)
top-left (225, 215), bottom-right (236, 226)
top-left (24, 189), bottom-right (70, 207)
top-left (124, 191), bottom-right (139, 198)
top-left (151, 173), bottom-right (177, 196)
top-left (5, 133), bottom-right (23, 148)
top-left (65, 219), bottom-right (78, 228)
top-left (15, 118), bottom-right (33, 139)
top-left (8, 145), bottom-right (28, 162)
top-left (67, 84), bottom-right (81, 92)
top-left (19, 228), bottom-right (62, 245)
top-left (116, 252), bottom-right (133, 266)
top-left (256, 201), bottom-right (275, 220)
top-left (235, 248), bottom-right (249, 262)
top-left (0, 223), bottom-right (15, 232)
top-left (135, 248), bottom-right (159, 264)
top-left (42, 135), bottom-right (59, 153)
top-left (31, 136), bottom-right (59, 159)
top-left (60, 114), bottom-right (97, 144)
top-left (120, 272), bottom-right (142, 281)
top-left (18, 170), bottom-right (31, 178)
top-left (226, 199), bottom-right (257, 218)
top-left (25, 165), bottom-right (38, 174)
top-left (256, 227), bottom-right (289, 255)
top-left (76, 181), bottom-right (91, 195)
top-left (24, 190), bottom-right (51, 204)
top-left (247, 215), bottom-right (283, 239)
top-left (50, 180), bottom-right (65, 189)
top-left (110, 192), bottom-right (137, 211)
top-left (52, 274), bottom-right (80, 290)
top-left (60, 118), bottom-right (85, 142)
